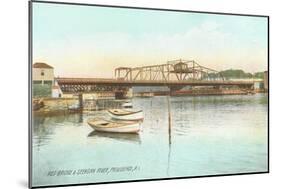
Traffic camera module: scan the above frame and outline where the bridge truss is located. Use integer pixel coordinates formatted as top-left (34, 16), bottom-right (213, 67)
top-left (115, 59), bottom-right (225, 82)
top-left (56, 59), bottom-right (254, 94)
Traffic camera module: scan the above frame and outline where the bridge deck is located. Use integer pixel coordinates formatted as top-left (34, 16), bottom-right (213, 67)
top-left (56, 77), bottom-right (254, 86)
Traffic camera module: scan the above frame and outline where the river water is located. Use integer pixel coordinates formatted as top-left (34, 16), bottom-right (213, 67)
top-left (32, 94), bottom-right (268, 187)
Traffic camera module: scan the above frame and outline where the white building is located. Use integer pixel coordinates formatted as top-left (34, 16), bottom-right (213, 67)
top-left (51, 85), bottom-right (63, 98)
top-left (32, 62), bottom-right (54, 85)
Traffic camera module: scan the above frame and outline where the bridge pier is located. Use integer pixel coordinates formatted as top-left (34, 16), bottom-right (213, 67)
top-left (115, 87), bottom-right (133, 99)
top-left (78, 93), bottom-right (83, 109)
top-left (115, 91), bottom-right (127, 99)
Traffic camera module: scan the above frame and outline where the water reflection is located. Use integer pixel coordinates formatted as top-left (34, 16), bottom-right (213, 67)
top-left (87, 131), bottom-right (141, 144)
top-left (33, 116), bottom-right (55, 149)
top-left (33, 113), bottom-right (85, 149)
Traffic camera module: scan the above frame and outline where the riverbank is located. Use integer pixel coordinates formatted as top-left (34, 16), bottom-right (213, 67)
top-left (33, 98), bottom-right (78, 116)
top-left (33, 97), bottom-right (129, 116)
top-left (33, 89), bottom-right (267, 115)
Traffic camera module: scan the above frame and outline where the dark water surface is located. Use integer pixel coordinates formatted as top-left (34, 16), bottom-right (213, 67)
top-left (32, 94), bottom-right (268, 187)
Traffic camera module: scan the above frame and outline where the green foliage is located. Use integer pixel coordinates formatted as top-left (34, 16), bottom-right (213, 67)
top-left (33, 84), bottom-right (52, 97)
top-left (219, 69), bottom-right (264, 79)
top-left (253, 72), bottom-right (264, 79)
top-left (219, 69), bottom-right (250, 79)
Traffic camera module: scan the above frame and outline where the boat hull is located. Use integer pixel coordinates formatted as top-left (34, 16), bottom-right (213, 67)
top-left (108, 110), bottom-right (143, 121)
top-left (88, 121), bottom-right (140, 133)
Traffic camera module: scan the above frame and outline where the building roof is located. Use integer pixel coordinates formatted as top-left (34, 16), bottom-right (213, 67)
top-left (33, 62), bottom-right (53, 69)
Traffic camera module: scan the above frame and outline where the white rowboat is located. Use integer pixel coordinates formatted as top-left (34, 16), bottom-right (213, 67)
top-left (122, 102), bottom-right (133, 108)
top-left (108, 109), bottom-right (143, 121)
top-left (87, 118), bottom-right (141, 133)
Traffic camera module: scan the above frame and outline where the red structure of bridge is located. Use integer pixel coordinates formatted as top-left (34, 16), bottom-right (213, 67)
top-left (56, 59), bottom-right (254, 93)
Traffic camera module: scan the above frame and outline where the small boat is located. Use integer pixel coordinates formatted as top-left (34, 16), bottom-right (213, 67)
top-left (108, 109), bottom-right (143, 121)
top-left (68, 103), bottom-right (81, 111)
top-left (87, 118), bottom-right (141, 133)
top-left (122, 101), bottom-right (133, 108)
top-left (247, 90), bottom-right (256, 95)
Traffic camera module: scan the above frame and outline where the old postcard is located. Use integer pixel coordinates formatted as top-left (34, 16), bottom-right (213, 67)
top-left (29, 1), bottom-right (269, 188)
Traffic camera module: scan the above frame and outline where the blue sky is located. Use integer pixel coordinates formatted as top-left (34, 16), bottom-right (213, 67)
top-left (33, 2), bottom-right (268, 78)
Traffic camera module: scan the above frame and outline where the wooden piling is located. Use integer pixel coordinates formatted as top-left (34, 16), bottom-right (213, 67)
top-left (166, 95), bottom-right (172, 176)
top-left (167, 96), bottom-right (172, 145)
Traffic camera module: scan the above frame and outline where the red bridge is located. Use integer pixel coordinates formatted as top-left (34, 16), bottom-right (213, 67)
top-left (56, 59), bottom-right (254, 93)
